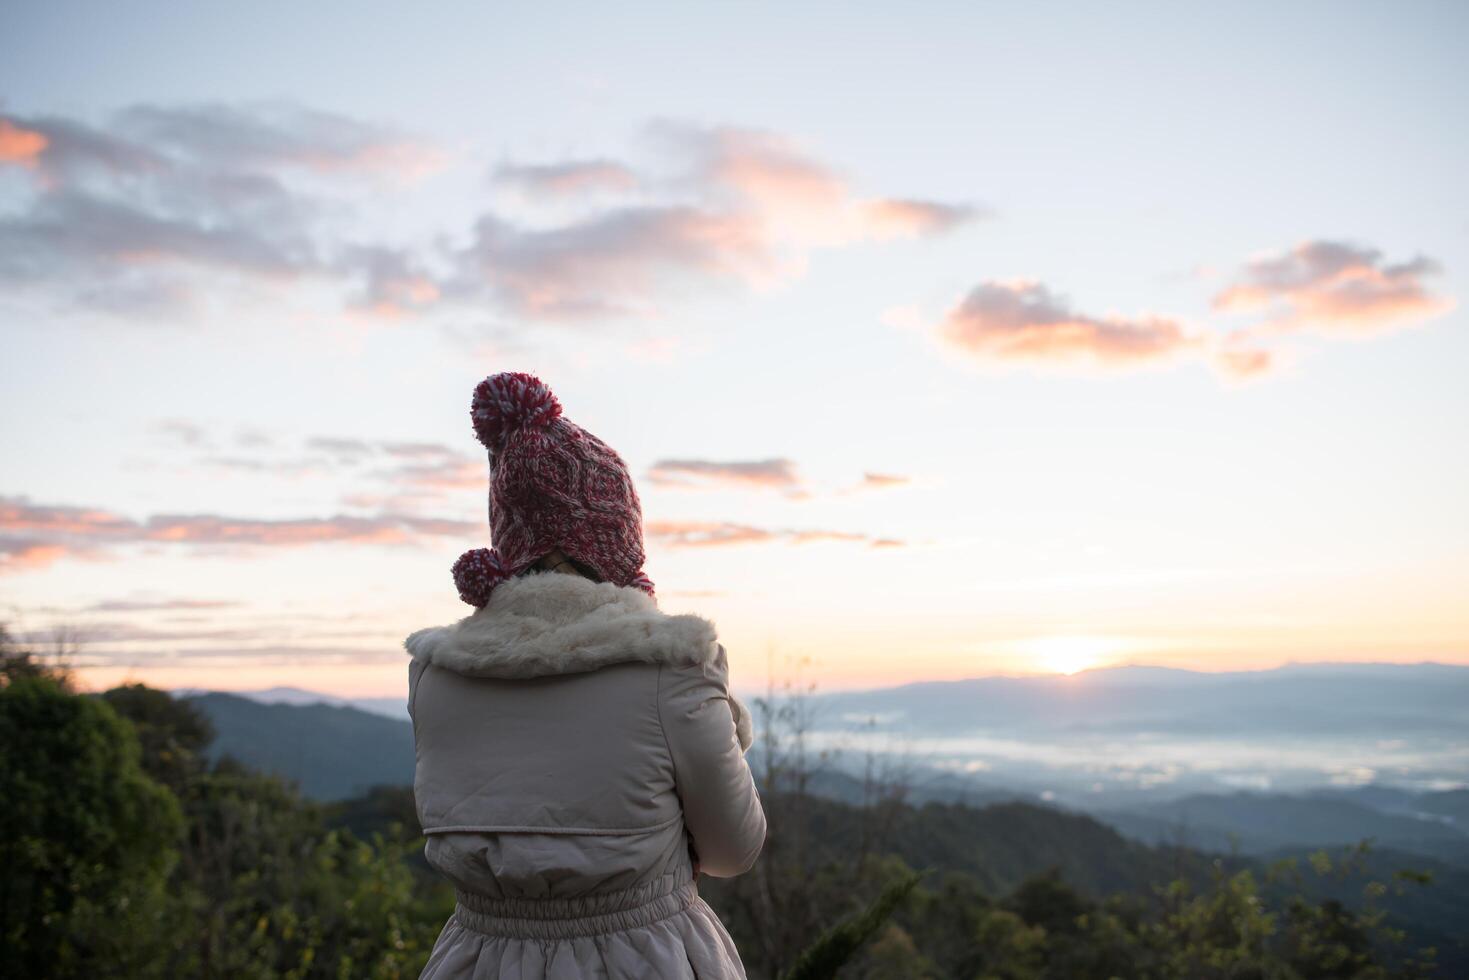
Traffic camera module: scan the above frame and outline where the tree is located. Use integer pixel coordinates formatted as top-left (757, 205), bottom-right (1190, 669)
top-left (101, 683), bottom-right (216, 794)
top-left (0, 672), bottom-right (184, 978)
top-left (0, 621), bottom-right (78, 692)
top-left (779, 867), bottom-right (928, 980)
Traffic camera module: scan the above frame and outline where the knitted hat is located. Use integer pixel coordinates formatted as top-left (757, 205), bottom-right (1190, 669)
top-left (450, 372), bottom-right (654, 608)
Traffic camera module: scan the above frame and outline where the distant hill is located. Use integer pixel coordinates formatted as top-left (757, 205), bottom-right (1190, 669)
top-left (1092, 791), bottom-right (1469, 865)
top-left (810, 661), bottom-right (1469, 739)
top-left (180, 685), bottom-right (410, 720)
top-left (185, 693), bottom-right (414, 800)
top-left (693, 793), bottom-right (1469, 976)
top-left (183, 687), bottom-right (1468, 971)
top-left (1309, 785), bottom-right (1469, 825)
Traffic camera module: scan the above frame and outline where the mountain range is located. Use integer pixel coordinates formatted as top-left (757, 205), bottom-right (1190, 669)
top-left (178, 661), bottom-right (1469, 870)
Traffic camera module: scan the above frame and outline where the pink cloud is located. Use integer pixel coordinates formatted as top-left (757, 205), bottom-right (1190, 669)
top-left (0, 104), bottom-right (443, 320)
top-left (440, 120), bottom-right (983, 321)
top-left (0, 119), bottom-right (48, 168)
top-left (0, 493), bottom-right (476, 574)
top-left (646, 458), bottom-right (804, 493)
top-left (937, 279), bottom-right (1206, 368)
top-left (1212, 239), bottom-right (1455, 338)
top-left (147, 423), bottom-right (483, 499)
top-left (1210, 345), bottom-right (1276, 380)
top-left (859, 198), bottom-right (986, 238)
top-left (856, 472), bottom-right (910, 490)
top-left (84, 597), bottom-right (242, 612)
top-left (645, 519), bottom-right (902, 549)
top-left (0, 538), bottom-right (71, 573)
top-left (492, 159), bottom-right (640, 196)
top-left (447, 206), bottom-right (776, 319)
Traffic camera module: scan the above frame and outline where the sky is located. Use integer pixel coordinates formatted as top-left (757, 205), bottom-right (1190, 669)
top-left (1, 0), bottom-right (1466, 700)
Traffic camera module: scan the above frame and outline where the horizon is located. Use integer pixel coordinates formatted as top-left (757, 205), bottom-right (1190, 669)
top-left (3, 1), bottom-right (1466, 698)
top-left (158, 659), bottom-right (1469, 798)
top-left (107, 656), bottom-right (1469, 703)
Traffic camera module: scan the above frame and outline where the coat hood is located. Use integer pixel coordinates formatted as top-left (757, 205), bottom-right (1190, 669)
top-left (404, 570), bottom-right (754, 750)
top-left (403, 570), bottom-right (719, 680)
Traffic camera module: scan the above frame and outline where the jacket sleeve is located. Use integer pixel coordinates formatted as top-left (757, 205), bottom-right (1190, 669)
top-left (407, 656), bottom-right (429, 725)
top-left (659, 642), bottom-right (767, 877)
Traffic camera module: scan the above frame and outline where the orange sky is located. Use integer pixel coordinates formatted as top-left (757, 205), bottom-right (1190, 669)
top-left (3, 3), bottom-right (1466, 700)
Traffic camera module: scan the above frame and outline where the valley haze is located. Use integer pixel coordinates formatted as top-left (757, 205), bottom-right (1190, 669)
top-left (194, 659), bottom-right (1468, 806)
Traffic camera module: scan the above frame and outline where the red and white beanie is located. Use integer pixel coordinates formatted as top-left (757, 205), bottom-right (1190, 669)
top-left (450, 372), bottom-right (655, 607)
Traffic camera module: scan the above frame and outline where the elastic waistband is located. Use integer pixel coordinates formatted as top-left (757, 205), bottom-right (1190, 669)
top-left (453, 873), bottom-right (699, 939)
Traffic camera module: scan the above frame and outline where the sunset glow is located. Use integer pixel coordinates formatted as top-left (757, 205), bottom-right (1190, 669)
top-left (1, 3), bottom-right (1465, 702)
top-left (1030, 635), bottom-right (1116, 677)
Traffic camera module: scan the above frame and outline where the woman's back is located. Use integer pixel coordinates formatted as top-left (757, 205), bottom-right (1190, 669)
top-left (406, 570), bottom-right (764, 978)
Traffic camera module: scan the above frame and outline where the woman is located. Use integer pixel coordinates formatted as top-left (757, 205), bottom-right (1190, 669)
top-left (403, 371), bottom-right (767, 979)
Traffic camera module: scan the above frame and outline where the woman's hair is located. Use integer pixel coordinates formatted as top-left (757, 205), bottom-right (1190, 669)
top-left (526, 549), bottom-right (603, 583)
top-left (563, 556), bottom-right (603, 582)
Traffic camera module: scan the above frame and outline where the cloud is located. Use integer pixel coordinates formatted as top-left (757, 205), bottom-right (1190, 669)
top-left (926, 237), bottom-right (1454, 384)
top-left (0, 104), bottom-right (976, 327)
top-left (1209, 344), bottom-right (1278, 381)
top-left (234, 428), bottom-right (274, 448)
top-left (491, 158), bottom-right (640, 197)
top-left (860, 198), bottom-right (989, 237)
top-left (338, 244), bottom-right (441, 318)
top-left (442, 119), bottom-right (984, 321)
top-left (0, 103), bottom-right (442, 318)
top-left (138, 423), bottom-right (484, 505)
top-left (83, 597), bottom-right (243, 613)
top-left (0, 537), bottom-right (72, 573)
top-left (0, 119), bottom-right (49, 168)
top-left (849, 472), bottom-right (911, 492)
top-left (154, 419), bottom-right (210, 447)
top-left (643, 119), bottom-right (987, 247)
top-left (443, 206), bottom-right (775, 319)
top-left (379, 441), bottom-right (460, 458)
top-left (647, 458), bottom-right (916, 499)
top-left (2, 103), bottom-right (442, 187)
top-left (364, 455), bottom-right (483, 493)
top-left (1211, 239), bottom-right (1455, 338)
top-left (645, 519), bottom-right (901, 549)
top-left (0, 188), bottom-right (315, 296)
top-left (0, 113), bottom-right (167, 186)
top-left (936, 279), bottom-right (1207, 369)
top-left (116, 102), bottom-right (448, 178)
top-left (72, 644), bottom-right (405, 668)
top-left (305, 436), bottom-right (376, 460)
top-left (647, 459), bottom-right (919, 499)
top-left (0, 493), bottom-right (475, 574)
top-left (646, 458), bottom-right (804, 494)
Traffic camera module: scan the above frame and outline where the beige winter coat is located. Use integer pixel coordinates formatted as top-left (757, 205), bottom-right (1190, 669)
top-left (404, 570), bottom-right (766, 979)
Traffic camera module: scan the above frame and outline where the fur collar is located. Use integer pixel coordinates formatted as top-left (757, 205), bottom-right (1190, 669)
top-left (404, 571), bottom-right (719, 679)
top-left (402, 570), bottom-right (752, 746)
top-left (404, 571), bottom-right (753, 750)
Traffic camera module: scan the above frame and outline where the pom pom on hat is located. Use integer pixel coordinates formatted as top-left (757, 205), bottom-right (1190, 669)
top-left (471, 371), bottom-right (562, 455)
top-left (452, 547), bottom-right (510, 607)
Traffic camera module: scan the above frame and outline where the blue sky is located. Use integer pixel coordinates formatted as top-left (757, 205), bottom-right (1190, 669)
top-left (1, 0), bottom-right (1465, 697)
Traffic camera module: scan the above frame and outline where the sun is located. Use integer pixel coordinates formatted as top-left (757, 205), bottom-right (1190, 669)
top-left (1030, 634), bottom-right (1113, 676)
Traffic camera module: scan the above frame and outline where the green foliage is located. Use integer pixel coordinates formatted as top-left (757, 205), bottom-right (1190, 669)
top-left (705, 787), bottom-right (1451, 980)
top-left (164, 764), bottom-right (452, 978)
top-left (0, 623), bottom-right (75, 692)
top-left (779, 867), bottom-right (928, 980)
top-left (0, 642), bottom-right (451, 980)
top-left (0, 621), bottom-right (1452, 979)
top-left (0, 673), bottom-right (184, 978)
top-left (101, 683), bottom-right (215, 794)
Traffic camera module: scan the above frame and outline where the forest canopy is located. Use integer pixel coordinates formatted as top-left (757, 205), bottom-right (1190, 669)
top-left (0, 625), bottom-right (1448, 979)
